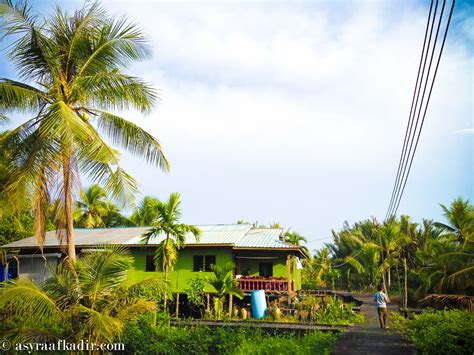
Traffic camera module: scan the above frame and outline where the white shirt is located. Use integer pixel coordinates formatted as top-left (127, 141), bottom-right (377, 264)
top-left (374, 291), bottom-right (389, 308)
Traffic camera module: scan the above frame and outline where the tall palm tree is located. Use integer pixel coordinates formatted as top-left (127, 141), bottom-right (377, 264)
top-left (0, 246), bottom-right (169, 346)
top-left (141, 193), bottom-right (201, 283)
top-left (0, 1), bottom-right (169, 261)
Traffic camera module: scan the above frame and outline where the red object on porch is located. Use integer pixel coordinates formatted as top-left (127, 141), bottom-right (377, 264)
top-left (238, 277), bottom-right (294, 293)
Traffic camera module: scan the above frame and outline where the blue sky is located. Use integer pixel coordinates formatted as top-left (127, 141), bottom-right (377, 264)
top-left (1, 0), bottom-right (472, 251)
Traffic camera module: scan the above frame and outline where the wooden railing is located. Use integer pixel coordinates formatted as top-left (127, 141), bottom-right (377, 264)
top-left (238, 278), bottom-right (294, 293)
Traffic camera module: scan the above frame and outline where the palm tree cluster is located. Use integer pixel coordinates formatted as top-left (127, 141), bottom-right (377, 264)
top-left (0, 246), bottom-right (169, 345)
top-left (0, 0), bottom-right (168, 261)
top-left (304, 198), bottom-right (473, 303)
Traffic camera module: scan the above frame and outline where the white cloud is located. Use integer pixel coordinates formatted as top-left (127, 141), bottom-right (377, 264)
top-left (85, 1), bottom-right (474, 248)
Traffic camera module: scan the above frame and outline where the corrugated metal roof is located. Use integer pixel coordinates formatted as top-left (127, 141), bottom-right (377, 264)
top-left (235, 228), bottom-right (298, 249)
top-left (124, 224), bottom-right (252, 245)
top-left (1, 224), bottom-right (301, 250)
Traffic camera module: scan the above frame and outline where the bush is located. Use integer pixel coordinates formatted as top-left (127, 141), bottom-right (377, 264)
top-left (122, 317), bottom-right (340, 354)
top-left (394, 310), bottom-right (474, 355)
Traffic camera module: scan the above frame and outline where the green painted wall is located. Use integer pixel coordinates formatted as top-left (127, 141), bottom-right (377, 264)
top-left (127, 247), bottom-right (304, 292)
top-left (128, 247), bottom-right (232, 292)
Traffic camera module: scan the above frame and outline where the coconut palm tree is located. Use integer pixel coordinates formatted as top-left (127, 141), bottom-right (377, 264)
top-left (434, 198), bottom-right (473, 244)
top-left (284, 231), bottom-right (307, 246)
top-left (74, 184), bottom-right (108, 228)
top-left (0, 1), bottom-right (169, 261)
top-left (207, 262), bottom-right (244, 319)
top-left (74, 184), bottom-right (129, 228)
top-left (129, 196), bottom-right (161, 226)
top-left (0, 246), bottom-right (169, 346)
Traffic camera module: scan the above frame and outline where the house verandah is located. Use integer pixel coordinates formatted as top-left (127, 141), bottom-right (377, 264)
top-left (0, 225), bottom-right (308, 298)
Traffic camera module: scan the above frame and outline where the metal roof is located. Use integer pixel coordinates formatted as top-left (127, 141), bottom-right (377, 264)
top-left (1, 224), bottom-right (303, 252)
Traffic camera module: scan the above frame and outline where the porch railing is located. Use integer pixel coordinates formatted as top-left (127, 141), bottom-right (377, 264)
top-left (238, 278), bottom-right (294, 293)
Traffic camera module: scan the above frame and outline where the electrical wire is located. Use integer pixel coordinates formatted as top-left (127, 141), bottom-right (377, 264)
top-left (385, 0), bottom-right (455, 220)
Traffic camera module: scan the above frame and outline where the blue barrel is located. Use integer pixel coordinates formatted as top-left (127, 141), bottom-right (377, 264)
top-left (0, 265), bottom-right (5, 282)
top-left (251, 290), bottom-right (267, 319)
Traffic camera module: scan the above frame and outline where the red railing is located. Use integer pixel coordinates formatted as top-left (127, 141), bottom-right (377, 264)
top-left (238, 278), bottom-right (294, 293)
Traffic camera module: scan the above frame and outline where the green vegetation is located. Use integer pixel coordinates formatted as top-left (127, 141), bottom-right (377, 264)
top-left (206, 262), bottom-right (244, 319)
top-left (123, 317), bottom-right (340, 355)
top-left (305, 197), bottom-right (473, 305)
top-left (141, 192), bottom-right (201, 282)
top-left (0, 247), bottom-right (169, 344)
top-left (0, 0), bottom-right (168, 261)
top-left (393, 310), bottom-right (474, 354)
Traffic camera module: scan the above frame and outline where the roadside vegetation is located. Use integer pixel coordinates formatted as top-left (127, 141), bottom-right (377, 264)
top-left (393, 309), bottom-right (474, 355)
top-left (122, 316), bottom-right (339, 355)
top-left (304, 198), bottom-right (473, 307)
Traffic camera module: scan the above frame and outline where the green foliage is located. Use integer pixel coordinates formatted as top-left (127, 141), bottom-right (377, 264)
top-left (309, 197), bottom-right (474, 299)
top-left (394, 310), bottom-right (474, 355)
top-left (122, 318), bottom-right (340, 355)
top-left (0, 247), bottom-right (169, 344)
top-left (0, 0), bottom-right (169, 258)
top-left (141, 192), bottom-right (201, 282)
top-left (185, 275), bottom-right (206, 308)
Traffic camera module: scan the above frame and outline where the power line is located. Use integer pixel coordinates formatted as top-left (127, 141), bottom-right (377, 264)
top-left (385, 0), bottom-right (455, 220)
top-left (392, 0), bottom-right (455, 216)
top-left (385, 0), bottom-right (435, 221)
top-left (389, 0), bottom-right (444, 219)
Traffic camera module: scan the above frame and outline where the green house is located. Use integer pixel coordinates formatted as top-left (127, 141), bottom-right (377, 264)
top-left (1, 224), bottom-right (308, 294)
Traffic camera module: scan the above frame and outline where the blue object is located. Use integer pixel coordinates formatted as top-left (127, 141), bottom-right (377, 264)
top-left (251, 290), bottom-right (267, 319)
top-left (0, 265), bottom-right (6, 283)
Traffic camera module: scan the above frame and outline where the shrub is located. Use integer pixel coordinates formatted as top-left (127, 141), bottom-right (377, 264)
top-left (122, 317), bottom-right (340, 354)
top-left (394, 310), bottom-right (474, 355)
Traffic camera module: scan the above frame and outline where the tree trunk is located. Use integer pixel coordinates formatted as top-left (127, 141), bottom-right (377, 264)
top-left (377, 234), bottom-right (388, 296)
top-left (63, 155), bottom-right (76, 262)
top-left (403, 257), bottom-right (408, 309)
top-left (388, 268), bottom-right (391, 287)
top-left (228, 294), bottom-right (233, 317)
top-left (175, 293), bottom-right (180, 319)
top-left (163, 265), bottom-right (168, 310)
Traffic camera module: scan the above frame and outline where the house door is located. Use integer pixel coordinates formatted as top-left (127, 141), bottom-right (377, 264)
top-left (259, 263), bottom-right (273, 278)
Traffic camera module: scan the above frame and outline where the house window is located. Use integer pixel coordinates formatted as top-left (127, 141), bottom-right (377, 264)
top-left (259, 263), bottom-right (273, 278)
top-left (145, 255), bottom-right (155, 272)
top-left (193, 255), bottom-right (216, 272)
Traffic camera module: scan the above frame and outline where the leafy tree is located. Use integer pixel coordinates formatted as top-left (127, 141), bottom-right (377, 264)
top-left (0, 0), bottom-right (169, 261)
top-left (0, 246), bottom-right (169, 344)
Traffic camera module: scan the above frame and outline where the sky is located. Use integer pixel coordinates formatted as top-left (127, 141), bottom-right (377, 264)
top-left (1, 0), bottom-right (472, 251)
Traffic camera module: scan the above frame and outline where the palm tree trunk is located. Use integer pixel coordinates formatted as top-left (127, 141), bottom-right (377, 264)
top-left (63, 155), bottom-right (76, 262)
top-left (228, 294), bottom-right (233, 317)
top-left (377, 234), bottom-right (388, 296)
top-left (175, 292), bottom-right (180, 319)
top-left (403, 257), bottom-right (408, 309)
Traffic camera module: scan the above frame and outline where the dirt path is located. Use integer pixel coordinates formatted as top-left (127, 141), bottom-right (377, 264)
top-left (332, 295), bottom-right (415, 354)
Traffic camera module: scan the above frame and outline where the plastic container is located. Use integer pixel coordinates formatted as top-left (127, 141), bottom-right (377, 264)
top-left (251, 290), bottom-right (267, 319)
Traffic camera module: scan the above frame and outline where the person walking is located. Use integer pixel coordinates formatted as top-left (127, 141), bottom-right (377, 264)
top-left (374, 284), bottom-right (390, 329)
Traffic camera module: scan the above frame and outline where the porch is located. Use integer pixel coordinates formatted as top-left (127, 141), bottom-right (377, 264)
top-left (238, 276), bottom-right (295, 293)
